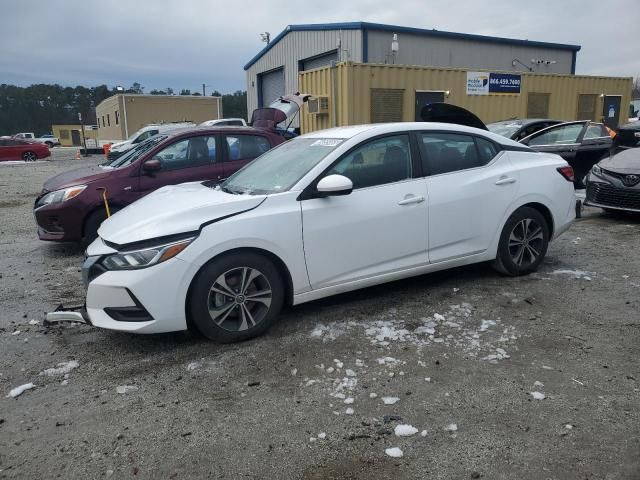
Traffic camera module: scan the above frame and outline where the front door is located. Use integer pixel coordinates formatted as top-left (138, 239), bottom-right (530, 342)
top-left (418, 131), bottom-right (519, 262)
top-left (71, 130), bottom-right (81, 146)
top-left (301, 134), bottom-right (428, 290)
top-left (603, 95), bottom-right (621, 129)
top-left (136, 134), bottom-right (225, 198)
top-left (415, 91), bottom-right (445, 121)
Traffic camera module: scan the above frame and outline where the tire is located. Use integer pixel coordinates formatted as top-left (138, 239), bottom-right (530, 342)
top-left (492, 207), bottom-right (549, 276)
top-left (22, 151), bottom-right (37, 161)
top-left (45, 142), bottom-right (54, 148)
top-left (189, 252), bottom-right (284, 343)
top-left (82, 208), bottom-right (118, 245)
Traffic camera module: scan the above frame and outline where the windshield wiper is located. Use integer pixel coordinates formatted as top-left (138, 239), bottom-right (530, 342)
top-left (219, 185), bottom-right (240, 195)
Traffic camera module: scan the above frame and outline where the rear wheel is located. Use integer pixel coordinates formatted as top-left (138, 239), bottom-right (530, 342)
top-left (189, 252), bottom-right (284, 343)
top-left (22, 151), bottom-right (37, 161)
top-left (493, 207), bottom-right (549, 276)
top-left (45, 141), bottom-right (54, 148)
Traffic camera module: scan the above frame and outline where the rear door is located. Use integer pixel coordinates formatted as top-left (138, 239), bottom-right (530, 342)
top-left (222, 134), bottom-right (272, 179)
top-left (420, 131), bottom-right (518, 263)
top-left (522, 122), bottom-right (588, 162)
top-left (0, 139), bottom-right (8, 160)
top-left (574, 123), bottom-right (613, 183)
top-left (136, 134), bottom-right (224, 198)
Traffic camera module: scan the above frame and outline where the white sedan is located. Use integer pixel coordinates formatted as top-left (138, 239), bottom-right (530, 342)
top-left (83, 122), bottom-right (576, 342)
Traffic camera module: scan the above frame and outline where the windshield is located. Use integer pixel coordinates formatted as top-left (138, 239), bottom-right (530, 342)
top-left (487, 122), bottom-right (521, 138)
top-left (219, 137), bottom-right (344, 195)
top-left (105, 135), bottom-right (167, 168)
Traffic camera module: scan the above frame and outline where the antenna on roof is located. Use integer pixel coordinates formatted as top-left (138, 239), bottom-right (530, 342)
top-left (260, 32), bottom-right (271, 44)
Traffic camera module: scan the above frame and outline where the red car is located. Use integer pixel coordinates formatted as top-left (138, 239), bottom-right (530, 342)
top-left (0, 138), bottom-right (50, 161)
top-left (34, 126), bottom-right (285, 243)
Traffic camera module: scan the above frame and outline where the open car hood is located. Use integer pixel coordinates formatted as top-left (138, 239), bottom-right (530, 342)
top-left (420, 103), bottom-right (488, 130)
top-left (250, 93), bottom-right (311, 130)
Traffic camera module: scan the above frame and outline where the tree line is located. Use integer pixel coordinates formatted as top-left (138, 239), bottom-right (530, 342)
top-left (0, 83), bottom-right (247, 136)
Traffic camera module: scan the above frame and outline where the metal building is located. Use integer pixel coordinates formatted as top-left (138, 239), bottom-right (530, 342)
top-left (244, 21), bottom-right (581, 123)
top-left (95, 94), bottom-right (223, 143)
top-left (298, 63), bottom-right (632, 134)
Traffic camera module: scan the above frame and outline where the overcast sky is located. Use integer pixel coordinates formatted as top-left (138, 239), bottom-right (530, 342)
top-left (1, 0), bottom-right (638, 94)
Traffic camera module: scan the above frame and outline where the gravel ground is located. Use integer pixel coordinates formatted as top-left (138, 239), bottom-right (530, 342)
top-left (1, 149), bottom-right (639, 479)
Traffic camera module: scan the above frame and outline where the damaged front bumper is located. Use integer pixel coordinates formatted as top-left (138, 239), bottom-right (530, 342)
top-left (45, 304), bottom-right (92, 326)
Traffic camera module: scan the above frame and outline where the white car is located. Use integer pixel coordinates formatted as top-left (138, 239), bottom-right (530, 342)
top-left (199, 118), bottom-right (247, 127)
top-left (108, 122), bottom-right (195, 158)
top-left (82, 122), bottom-right (576, 342)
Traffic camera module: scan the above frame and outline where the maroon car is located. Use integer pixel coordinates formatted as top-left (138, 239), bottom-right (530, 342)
top-left (34, 126), bottom-right (285, 243)
top-left (0, 138), bottom-right (50, 161)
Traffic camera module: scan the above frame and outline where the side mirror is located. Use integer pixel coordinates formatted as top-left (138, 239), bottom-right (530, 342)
top-left (142, 158), bottom-right (161, 173)
top-left (316, 174), bottom-right (353, 197)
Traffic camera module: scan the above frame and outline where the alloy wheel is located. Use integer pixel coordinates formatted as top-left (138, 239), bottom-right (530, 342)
top-left (508, 218), bottom-right (544, 267)
top-left (23, 152), bottom-right (37, 161)
top-left (207, 267), bottom-right (272, 332)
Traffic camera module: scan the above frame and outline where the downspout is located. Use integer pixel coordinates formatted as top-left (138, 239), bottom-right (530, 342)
top-left (217, 97), bottom-right (221, 119)
top-left (122, 95), bottom-right (129, 139)
top-left (331, 63), bottom-right (338, 128)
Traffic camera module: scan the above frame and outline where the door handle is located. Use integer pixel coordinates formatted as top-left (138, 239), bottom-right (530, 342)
top-left (398, 195), bottom-right (425, 206)
top-left (495, 177), bottom-right (516, 186)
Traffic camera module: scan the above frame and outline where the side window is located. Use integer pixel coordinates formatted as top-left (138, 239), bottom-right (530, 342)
top-left (583, 123), bottom-right (607, 139)
top-left (528, 123), bottom-right (583, 146)
top-left (328, 135), bottom-right (411, 189)
top-left (153, 136), bottom-right (218, 170)
top-left (419, 133), bottom-right (489, 175)
top-left (225, 135), bottom-right (271, 161)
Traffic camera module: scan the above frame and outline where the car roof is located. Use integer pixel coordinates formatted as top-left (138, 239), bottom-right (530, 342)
top-left (301, 122), bottom-right (526, 148)
top-left (160, 125), bottom-right (278, 138)
top-left (488, 118), bottom-right (559, 126)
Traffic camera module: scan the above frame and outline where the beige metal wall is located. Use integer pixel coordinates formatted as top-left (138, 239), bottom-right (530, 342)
top-left (299, 63), bottom-right (632, 133)
top-left (96, 95), bottom-right (223, 142)
top-left (52, 124), bottom-right (99, 147)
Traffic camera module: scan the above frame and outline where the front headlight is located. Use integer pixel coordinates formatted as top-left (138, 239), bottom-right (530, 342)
top-left (38, 185), bottom-right (86, 207)
top-left (591, 164), bottom-right (603, 177)
top-left (101, 237), bottom-right (195, 270)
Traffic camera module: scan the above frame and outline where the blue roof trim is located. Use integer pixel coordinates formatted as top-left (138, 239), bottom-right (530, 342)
top-left (244, 22), bottom-right (581, 71)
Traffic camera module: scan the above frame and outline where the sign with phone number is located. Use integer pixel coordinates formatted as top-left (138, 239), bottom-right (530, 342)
top-left (488, 73), bottom-right (521, 94)
top-left (466, 71), bottom-right (521, 95)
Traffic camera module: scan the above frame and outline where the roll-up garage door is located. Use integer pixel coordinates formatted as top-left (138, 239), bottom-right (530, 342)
top-left (259, 68), bottom-right (285, 107)
top-left (300, 50), bottom-right (338, 71)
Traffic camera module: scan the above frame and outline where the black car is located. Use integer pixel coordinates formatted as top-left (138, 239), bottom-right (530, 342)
top-left (614, 120), bottom-right (640, 150)
top-left (519, 121), bottom-right (613, 188)
top-left (487, 119), bottom-right (562, 141)
top-left (584, 147), bottom-right (640, 213)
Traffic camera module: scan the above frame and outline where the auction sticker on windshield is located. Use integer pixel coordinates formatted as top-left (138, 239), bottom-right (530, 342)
top-left (311, 139), bottom-right (343, 147)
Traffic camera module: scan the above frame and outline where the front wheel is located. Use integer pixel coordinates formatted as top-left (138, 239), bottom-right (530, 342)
top-left (22, 151), bottom-right (37, 161)
top-left (493, 207), bottom-right (549, 276)
top-left (189, 253), bottom-right (284, 343)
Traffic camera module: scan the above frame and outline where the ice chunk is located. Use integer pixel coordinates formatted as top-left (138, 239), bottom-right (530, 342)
top-left (445, 423), bottom-right (458, 432)
top-left (382, 396), bottom-right (400, 405)
top-left (530, 391), bottom-right (546, 400)
top-left (41, 360), bottom-right (79, 376)
top-left (344, 397), bottom-right (354, 404)
top-left (385, 447), bottom-right (403, 458)
top-left (318, 432), bottom-right (327, 439)
top-left (345, 408), bottom-right (354, 415)
top-left (394, 424), bottom-right (418, 437)
top-left (534, 380), bottom-right (544, 387)
top-left (7, 383), bottom-right (34, 398)
top-left (345, 369), bottom-right (357, 377)
top-left (369, 392), bottom-right (378, 398)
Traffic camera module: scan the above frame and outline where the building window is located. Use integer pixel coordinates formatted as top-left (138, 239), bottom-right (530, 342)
top-left (107, 114), bottom-right (110, 127)
top-left (102, 116), bottom-right (105, 128)
top-left (115, 111), bottom-right (120, 125)
top-left (577, 94), bottom-right (597, 121)
top-left (527, 93), bottom-right (550, 118)
top-left (370, 89), bottom-right (404, 123)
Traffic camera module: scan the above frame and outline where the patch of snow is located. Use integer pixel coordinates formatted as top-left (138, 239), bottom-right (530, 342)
top-left (445, 423), bottom-right (458, 432)
top-left (318, 432), bottom-right (327, 439)
top-left (565, 424), bottom-right (573, 429)
top-left (369, 393), bottom-right (378, 398)
top-left (345, 369), bottom-right (357, 377)
top-left (344, 397), bottom-right (354, 404)
top-left (41, 360), bottom-right (79, 376)
top-left (394, 424), bottom-right (418, 437)
top-left (116, 385), bottom-right (138, 394)
top-left (355, 359), bottom-right (365, 367)
top-left (186, 362), bottom-right (201, 371)
top-left (7, 383), bottom-right (34, 398)
top-left (433, 313), bottom-right (446, 322)
top-left (424, 377), bottom-right (431, 382)
top-left (291, 368), bottom-right (297, 376)
top-left (310, 323), bottom-right (347, 341)
top-left (479, 320), bottom-right (496, 332)
top-left (534, 380), bottom-right (544, 387)
top-left (420, 430), bottom-right (428, 437)
top-left (530, 391), bottom-right (546, 400)
top-left (382, 396), bottom-right (400, 405)
top-left (385, 447), bottom-right (403, 458)
top-left (11, 330), bottom-right (21, 335)
top-left (551, 269), bottom-right (593, 280)
top-left (29, 319), bottom-right (39, 325)
top-left (377, 357), bottom-right (400, 366)
top-left (326, 367), bottom-right (335, 374)
top-left (542, 365), bottom-right (554, 370)
top-left (333, 359), bottom-right (344, 369)
top-left (345, 408), bottom-right (354, 415)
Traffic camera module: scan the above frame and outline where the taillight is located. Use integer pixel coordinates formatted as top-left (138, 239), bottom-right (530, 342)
top-left (557, 166), bottom-right (575, 182)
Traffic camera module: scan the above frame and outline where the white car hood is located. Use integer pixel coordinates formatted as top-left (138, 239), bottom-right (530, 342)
top-left (98, 182), bottom-right (266, 246)
top-left (110, 140), bottom-right (132, 152)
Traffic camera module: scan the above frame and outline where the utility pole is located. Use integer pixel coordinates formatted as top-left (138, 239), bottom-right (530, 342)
top-left (78, 112), bottom-right (89, 157)
top-left (202, 83), bottom-right (206, 96)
